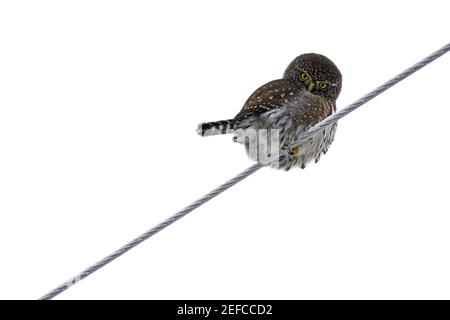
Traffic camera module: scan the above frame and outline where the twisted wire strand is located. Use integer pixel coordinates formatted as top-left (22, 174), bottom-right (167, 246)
top-left (284, 43), bottom-right (450, 153)
top-left (264, 42), bottom-right (450, 164)
top-left (39, 163), bottom-right (264, 300)
top-left (39, 42), bottom-right (450, 300)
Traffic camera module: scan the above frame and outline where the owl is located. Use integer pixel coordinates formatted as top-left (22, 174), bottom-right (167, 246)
top-left (197, 53), bottom-right (342, 171)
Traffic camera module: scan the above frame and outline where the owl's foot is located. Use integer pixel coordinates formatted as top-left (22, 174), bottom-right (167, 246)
top-left (282, 144), bottom-right (300, 156)
top-left (289, 146), bottom-right (300, 156)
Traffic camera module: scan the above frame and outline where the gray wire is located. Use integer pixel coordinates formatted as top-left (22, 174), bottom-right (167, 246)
top-left (263, 42), bottom-right (450, 163)
top-left (39, 163), bottom-right (264, 300)
top-left (284, 42), bottom-right (450, 154)
top-left (39, 42), bottom-right (450, 300)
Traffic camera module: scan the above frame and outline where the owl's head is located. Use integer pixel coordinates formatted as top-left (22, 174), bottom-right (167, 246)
top-left (283, 53), bottom-right (342, 100)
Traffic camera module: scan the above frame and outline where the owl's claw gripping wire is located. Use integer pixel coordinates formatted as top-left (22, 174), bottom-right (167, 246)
top-left (282, 144), bottom-right (300, 156)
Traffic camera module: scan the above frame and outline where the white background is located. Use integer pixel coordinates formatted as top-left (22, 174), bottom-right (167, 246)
top-left (1, 0), bottom-right (449, 300)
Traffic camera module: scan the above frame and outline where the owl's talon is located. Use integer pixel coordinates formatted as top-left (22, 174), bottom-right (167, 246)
top-left (283, 145), bottom-right (300, 156)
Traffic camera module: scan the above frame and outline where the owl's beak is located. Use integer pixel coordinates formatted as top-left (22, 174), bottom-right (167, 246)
top-left (307, 82), bottom-right (315, 92)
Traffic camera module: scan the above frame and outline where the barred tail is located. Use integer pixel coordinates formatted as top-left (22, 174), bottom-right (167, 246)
top-left (197, 119), bottom-right (235, 137)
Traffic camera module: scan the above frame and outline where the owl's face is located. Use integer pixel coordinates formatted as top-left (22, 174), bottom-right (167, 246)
top-left (283, 53), bottom-right (342, 100)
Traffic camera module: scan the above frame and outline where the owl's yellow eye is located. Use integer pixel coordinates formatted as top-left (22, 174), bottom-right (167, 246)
top-left (319, 82), bottom-right (327, 89)
top-left (300, 73), bottom-right (308, 81)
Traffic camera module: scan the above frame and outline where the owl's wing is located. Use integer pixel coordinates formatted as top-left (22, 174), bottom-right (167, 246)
top-left (256, 91), bottom-right (336, 139)
top-left (233, 79), bottom-right (303, 123)
top-left (234, 79), bottom-right (335, 129)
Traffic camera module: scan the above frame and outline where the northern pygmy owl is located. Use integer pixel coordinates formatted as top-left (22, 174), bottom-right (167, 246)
top-left (198, 53), bottom-right (342, 171)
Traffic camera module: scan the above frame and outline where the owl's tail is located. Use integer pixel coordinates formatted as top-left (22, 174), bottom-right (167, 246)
top-left (197, 119), bottom-right (235, 136)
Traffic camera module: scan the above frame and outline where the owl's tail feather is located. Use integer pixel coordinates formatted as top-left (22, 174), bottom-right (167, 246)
top-left (197, 119), bottom-right (235, 137)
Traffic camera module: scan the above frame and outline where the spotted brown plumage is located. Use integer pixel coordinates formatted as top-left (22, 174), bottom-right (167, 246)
top-left (234, 79), bottom-right (303, 121)
top-left (197, 53), bottom-right (342, 170)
